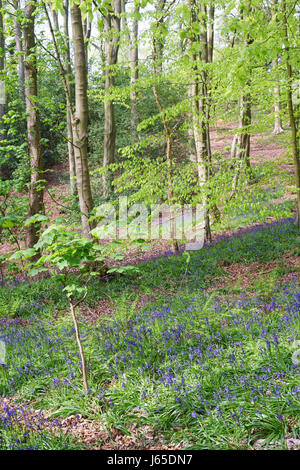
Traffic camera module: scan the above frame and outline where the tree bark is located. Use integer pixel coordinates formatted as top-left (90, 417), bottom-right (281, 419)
top-left (152, 42), bottom-right (179, 253)
top-left (63, 0), bottom-right (77, 196)
top-left (70, 300), bottom-right (88, 393)
top-left (82, 17), bottom-right (92, 72)
top-left (272, 1), bottom-right (284, 134)
top-left (71, 3), bottom-right (94, 236)
top-left (102, 0), bottom-right (121, 198)
top-left (273, 58), bottom-right (284, 134)
top-left (229, 9), bottom-right (253, 200)
top-left (14, 0), bottom-right (25, 101)
top-left (121, 0), bottom-right (139, 141)
top-left (0, 0), bottom-right (5, 127)
top-left (188, 0), bottom-right (212, 244)
top-left (23, 1), bottom-right (44, 248)
top-left (282, 0), bottom-right (300, 226)
top-left (129, 2), bottom-right (139, 141)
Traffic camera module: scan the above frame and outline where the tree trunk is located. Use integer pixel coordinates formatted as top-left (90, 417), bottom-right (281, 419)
top-left (230, 16), bottom-right (253, 200)
top-left (82, 17), bottom-right (91, 72)
top-left (231, 93), bottom-right (251, 163)
top-left (206, 2), bottom-right (215, 163)
top-left (273, 92), bottom-right (284, 133)
top-left (229, 92), bottom-right (251, 200)
top-left (103, 0), bottom-right (121, 198)
top-left (70, 300), bottom-right (88, 393)
top-left (273, 58), bottom-right (284, 134)
top-left (282, 0), bottom-right (300, 226)
top-left (153, 0), bottom-right (166, 75)
top-left (129, 2), bottom-right (139, 141)
top-left (121, 0), bottom-right (139, 141)
top-left (0, 0), bottom-right (5, 127)
top-left (71, 3), bottom-right (94, 236)
top-left (63, 0), bottom-right (77, 196)
top-left (23, 1), bottom-right (44, 248)
top-left (0, 0), bottom-right (5, 182)
top-left (152, 42), bottom-right (179, 253)
top-left (14, 0), bottom-right (25, 101)
top-left (187, 0), bottom-right (212, 245)
top-left (272, 1), bottom-right (284, 134)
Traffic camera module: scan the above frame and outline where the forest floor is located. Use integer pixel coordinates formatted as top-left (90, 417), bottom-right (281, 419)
top-left (0, 125), bottom-right (299, 450)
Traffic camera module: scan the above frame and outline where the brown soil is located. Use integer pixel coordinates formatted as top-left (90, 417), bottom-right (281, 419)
top-left (210, 251), bottom-right (299, 293)
top-left (0, 397), bottom-right (182, 450)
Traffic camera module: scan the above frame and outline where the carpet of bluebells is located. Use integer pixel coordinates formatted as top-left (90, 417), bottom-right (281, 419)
top-left (0, 218), bottom-right (299, 449)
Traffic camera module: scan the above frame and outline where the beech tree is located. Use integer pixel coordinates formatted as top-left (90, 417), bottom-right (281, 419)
top-left (23, 0), bottom-right (44, 248)
top-left (63, 0), bottom-right (76, 196)
top-left (281, 0), bottom-right (300, 226)
top-left (70, 2), bottom-right (95, 236)
top-left (0, 0), bottom-right (5, 128)
top-left (101, 0), bottom-right (121, 198)
top-left (46, 1), bottom-right (77, 196)
top-left (187, 0), bottom-right (213, 242)
top-left (122, 0), bottom-right (139, 141)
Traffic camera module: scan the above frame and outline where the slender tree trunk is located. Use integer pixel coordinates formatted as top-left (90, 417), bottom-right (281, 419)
top-left (51, 7), bottom-right (59, 29)
top-left (82, 17), bottom-right (91, 72)
top-left (0, 0), bottom-right (5, 181)
top-left (103, 0), bottom-right (121, 198)
top-left (231, 93), bottom-right (251, 163)
top-left (129, 2), bottom-right (139, 141)
top-left (153, 0), bottom-right (166, 75)
top-left (273, 58), bottom-right (284, 134)
top-left (152, 43), bottom-right (179, 253)
top-left (207, 3), bottom-right (214, 64)
top-left (23, 1), bottom-right (44, 248)
top-left (187, 1), bottom-right (209, 244)
top-left (188, 83), bottom-right (197, 163)
top-left (70, 3), bottom-right (94, 236)
top-left (282, 0), bottom-right (300, 226)
top-left (230, 11), bottom-right (253, 200)
top-left (14, 0), bottom-right (25, 101)
top-left (206, 2), bottom-right (215, 163)
top-left (188, 0), bottom-right (212, 243)
top-left (121, 0), bottom-right (139, 140)
top-left (44, 2), bottom-right (77, 198)
top-left (272, 1), bottom-right (284, 134)
top-left (63, 0), bottom-right (77, 196)
top-left (229, 92), bottom-right (251, 200)
top-left (70, 300), bottom-right (88, 393)
top-left (121, 0), bottom-right (139, 141)
top-left (0, 0), bottom-right (5, 127)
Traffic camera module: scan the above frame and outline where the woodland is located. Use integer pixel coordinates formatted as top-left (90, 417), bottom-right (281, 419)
top-left (0, 0), bottom-right (299, 451)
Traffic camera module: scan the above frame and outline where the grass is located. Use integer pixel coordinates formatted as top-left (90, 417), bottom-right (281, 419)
top-left (0, 217), bottom-right (299, 450)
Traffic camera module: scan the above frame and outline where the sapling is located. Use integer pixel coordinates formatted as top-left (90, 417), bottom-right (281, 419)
top-left (10, 220), bottom-right (142, 393)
